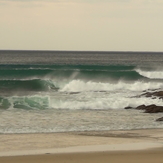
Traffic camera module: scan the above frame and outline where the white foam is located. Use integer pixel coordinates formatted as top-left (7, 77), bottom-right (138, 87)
top-left (136, 69), bottom-right (163, 79)
top-left (60, 80), bottom-right (163, 92)
top-left (51, 92), bottom-right (163, 110)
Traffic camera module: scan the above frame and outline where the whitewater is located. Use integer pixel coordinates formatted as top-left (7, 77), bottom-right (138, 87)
top-left (0, 50), bottom-right (163, 133)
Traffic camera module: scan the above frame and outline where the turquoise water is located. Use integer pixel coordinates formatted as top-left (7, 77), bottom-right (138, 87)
top-left (0, 50), bottom-right (163, 133)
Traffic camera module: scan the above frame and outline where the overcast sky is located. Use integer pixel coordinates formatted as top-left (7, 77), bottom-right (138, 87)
top-left (0, 0), bottom-right (163, 51)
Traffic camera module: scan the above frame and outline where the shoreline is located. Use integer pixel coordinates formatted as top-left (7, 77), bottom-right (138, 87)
top-left (1, 127), bottom-right (163, 136)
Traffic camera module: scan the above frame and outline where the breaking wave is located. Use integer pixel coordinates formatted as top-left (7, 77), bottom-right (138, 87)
top-left (60, 79), bottom-right (163, 92)
top-left (0, 96), bottom-right (49, 110)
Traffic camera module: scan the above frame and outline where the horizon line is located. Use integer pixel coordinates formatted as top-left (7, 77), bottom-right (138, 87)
top-left (0, 49), bottom-right (163, 53)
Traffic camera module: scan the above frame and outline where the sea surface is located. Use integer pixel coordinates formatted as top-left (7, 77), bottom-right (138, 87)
top-left (0, 50), bottom-right (163, 133)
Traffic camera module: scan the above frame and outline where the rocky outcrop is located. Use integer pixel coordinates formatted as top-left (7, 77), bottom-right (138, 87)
top-left (135, 105), bottom-right (146, 110)
top-left (144, 105), bottom-right (163, 113)
top-left (135, 104), bottom-right (163, 113)
top-left (124, 106), bottom-right (133, 109)
top-left (124, 90), bottom-right (163, 122)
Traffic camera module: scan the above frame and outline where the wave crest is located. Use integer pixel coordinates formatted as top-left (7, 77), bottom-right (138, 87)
top-left (136, 69), bottom-right (163, 79)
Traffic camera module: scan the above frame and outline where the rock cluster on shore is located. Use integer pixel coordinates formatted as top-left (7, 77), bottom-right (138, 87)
top-left (125, 91), bottom-right (163, 122)
top-left (141, 91), bottom-right (163, 99)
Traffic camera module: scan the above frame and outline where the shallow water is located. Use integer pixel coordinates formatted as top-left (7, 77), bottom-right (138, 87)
top-left (0, 108), bottom-right (163, 133)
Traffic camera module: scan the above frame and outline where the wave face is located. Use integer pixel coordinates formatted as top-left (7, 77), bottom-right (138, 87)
top-left (0, 79), bottom-right (57, 92)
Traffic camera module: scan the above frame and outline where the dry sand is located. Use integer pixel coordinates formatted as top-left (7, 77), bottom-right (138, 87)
top-left (0, 129), bottom-right (163, 163)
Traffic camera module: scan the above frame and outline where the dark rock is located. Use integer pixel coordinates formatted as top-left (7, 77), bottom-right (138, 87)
top-left (144, 105), bottom-right (163, 113)
top-left (156, 117), bottom-right (163, 121)
top-left (153, 91), bottom-right (163, 97)
top-left (124, 106), bottom-right (133, 109)
top-left (135, 104), bottom-right (163, 113)
top-left (143, 104), bottom-right (156, 112)
top-left (135, 105), bottom-right (146, 110)
top-left (141, 91), bottom-right (163, 99)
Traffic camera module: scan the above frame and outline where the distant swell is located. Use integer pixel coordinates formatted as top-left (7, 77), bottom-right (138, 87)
top-left (0, 64), bottom-right (145, 81)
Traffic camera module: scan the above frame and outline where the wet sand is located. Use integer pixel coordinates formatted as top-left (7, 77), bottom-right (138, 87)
top-left (0, 149), bottom-right (163, 163)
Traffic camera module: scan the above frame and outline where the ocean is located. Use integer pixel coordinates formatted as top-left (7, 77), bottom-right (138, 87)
top-left (0, 50), bottom-right (163, 133)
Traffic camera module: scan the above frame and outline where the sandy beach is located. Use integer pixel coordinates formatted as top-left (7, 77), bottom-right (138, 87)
top-left (0, 129), bottom-right (163, 162)
top-left (0, 149), bottom-right (163, 163)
